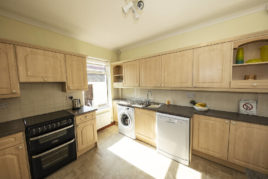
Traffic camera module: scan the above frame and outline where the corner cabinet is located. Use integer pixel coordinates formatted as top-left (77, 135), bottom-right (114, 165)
top-left (140, 56), bottom-right (162, 87)
top-left (135, 108), bottom-right (156, 146)
top-left (16, 46), bottom-right (66, 82)
top-left (0, 133), bottom-right (30, 179)
top-left (65, 55), bottom-right (88, 91)
top-left (193, 42), bottom-right (232, 88)
top-left (228, 121), bottom-right (268, 174)
top-left (162, 50), bottom-right (193, 87)
top-left (75, 112), bottom-right (97, 157)
top-left (0, 43), bottom-right (20, 98)
top-left (193, 115), bottom-right (230, 160)
top-left (123, 60), bottom-right (139, 87)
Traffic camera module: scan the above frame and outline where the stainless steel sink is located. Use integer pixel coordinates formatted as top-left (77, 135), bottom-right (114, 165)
top-left (146, 104), bottom-right (162, 109)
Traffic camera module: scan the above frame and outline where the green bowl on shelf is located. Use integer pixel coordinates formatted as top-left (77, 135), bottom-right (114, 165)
top-left (245, 59), bottom-right (263, 64)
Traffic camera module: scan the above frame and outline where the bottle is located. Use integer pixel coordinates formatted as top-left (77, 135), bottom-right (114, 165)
top-left (236, 48), bottom-right (244, 64)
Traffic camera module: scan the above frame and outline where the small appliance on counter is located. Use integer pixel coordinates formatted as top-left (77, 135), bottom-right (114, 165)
top-left (72, 99), bottom-right (82, 109)
top-left (69, 96), bottom-right (82, 109)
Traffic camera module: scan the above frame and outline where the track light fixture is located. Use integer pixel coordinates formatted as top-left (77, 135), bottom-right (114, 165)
top-left (122, 0), bottom-right (144, 19)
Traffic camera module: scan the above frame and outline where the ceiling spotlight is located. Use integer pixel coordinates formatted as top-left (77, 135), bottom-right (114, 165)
top-left (122, 0), bottom-right (144, 19)
top-left (122, 1), bottom-right (134, 14)
top-left (137, 0), bottom-right (144, 10)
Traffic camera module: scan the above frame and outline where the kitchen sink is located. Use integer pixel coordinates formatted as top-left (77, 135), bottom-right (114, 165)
top-left (146, 104), bottom-right (162, 109)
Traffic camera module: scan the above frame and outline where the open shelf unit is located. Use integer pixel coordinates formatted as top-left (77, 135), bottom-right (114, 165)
top-left (112, 65), bottom-right (123, 88)
top-left (232, 37), bottom-right (268, 89)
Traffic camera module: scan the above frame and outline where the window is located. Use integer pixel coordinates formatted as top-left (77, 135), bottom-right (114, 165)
top-left (84, 59), bottom-right (111, 109)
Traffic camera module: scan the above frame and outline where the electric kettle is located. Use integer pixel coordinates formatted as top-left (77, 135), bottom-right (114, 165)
top-left (72, 99), bottom-right (82, 109)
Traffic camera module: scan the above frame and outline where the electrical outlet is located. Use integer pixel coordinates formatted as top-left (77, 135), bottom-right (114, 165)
top-left (187, 92), bottom-right (195, 99)
top-left (0, 103), bottom-right (8, 110)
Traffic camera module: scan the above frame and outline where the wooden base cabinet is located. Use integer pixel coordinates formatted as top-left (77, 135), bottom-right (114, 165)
top-left (135, 108), bottom-right (156, 146)
top-left (193, 115), bottom-right (230, 160)
top-left (0, 43), bottom-right (20, 98)
top-left (228, 121), bottom-right (268, 174)
top-left (76, 112), bottom-right (97, 157)
top-left (0, 133), bottom-right (30, 179)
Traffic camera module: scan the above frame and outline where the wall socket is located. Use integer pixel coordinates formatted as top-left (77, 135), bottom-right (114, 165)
top-left (187, 92), bottom-right (195, 99)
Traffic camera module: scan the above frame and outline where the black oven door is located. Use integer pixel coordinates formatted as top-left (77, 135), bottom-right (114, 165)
top-left (30, 139), bottom-right (76, 179)
top-left (28, 125), bottom-right (75, 154)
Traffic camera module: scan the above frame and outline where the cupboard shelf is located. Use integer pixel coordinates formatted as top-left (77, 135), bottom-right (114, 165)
top-left (233, 61), bottom-right (268, 67)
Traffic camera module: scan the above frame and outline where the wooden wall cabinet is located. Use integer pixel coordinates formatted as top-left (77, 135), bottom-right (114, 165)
top-left (140, 56), bottom-right (162, 87)
top-left (193, 42), bottom-right (232, 88)
top-left (76, 112), bottom-right (97, 156)
top-left (228, 121), bottom-right (268, 174)
top-left (135, 108), bottom-right (156, 146)
top-left (16, 46), bottom-right (66, 82)
top-left (123, 60), bottom-right (139, 87)
top-left (0, 133), bottom-right (30, 179)
top-left (0, 43), bottom-right (20, 98)
top-left (65, 55), bottom-right (88, 91)
top-left (193, 115), bottom-right (230, 160)
top-left (162, 50), bottom-right (193, 87)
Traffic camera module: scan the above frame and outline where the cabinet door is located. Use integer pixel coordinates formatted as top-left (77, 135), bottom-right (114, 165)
top-left (0, 144), bottom-right (30, 179)
top-left (113, 101), bottom-right (118, 122)
top-left (123, 60), bottom-right (139, 87)
top-left (228, 121), bottom-right (268, 173)
top-left (0, 43), bottom-right (20, 97)
top-left (16, 46), bottom-right (66, 82)
top-left (193, 43), bottom-right (232, 88)
top-left (140, 56), bottom-right (162, 87)
top-left (135, 108), bottom-right (156, 146)
top-left (66, 55), bottom-right (88, 91)
top-left (162, 50), bottom-right (193, 87)
top-left (193, 115), bottom-right (230, 160)
top-left (76, 119), bottom-right (97, 156)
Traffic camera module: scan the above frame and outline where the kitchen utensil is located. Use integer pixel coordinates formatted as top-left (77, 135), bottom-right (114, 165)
top-left (236, 48), bottom-right (244, 64)
top-left (244, 75), bottom-right (256, 80)
top-left (72, 99), bottom-right (82, 109)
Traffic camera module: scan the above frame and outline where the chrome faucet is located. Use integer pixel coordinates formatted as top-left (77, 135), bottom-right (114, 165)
top-left (145, 90), bottom-right (152, 106)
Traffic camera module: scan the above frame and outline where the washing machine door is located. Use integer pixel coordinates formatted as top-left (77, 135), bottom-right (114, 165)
top-left (119, 111), bottom-right (133, 129)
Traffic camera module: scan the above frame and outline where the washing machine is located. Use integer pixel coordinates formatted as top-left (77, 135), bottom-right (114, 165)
top-left (117, 104), bottom-right (136, 139)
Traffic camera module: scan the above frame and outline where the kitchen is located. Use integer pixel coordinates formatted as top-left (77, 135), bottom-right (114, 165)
top-left (0, 0), bottom-right (268, 179)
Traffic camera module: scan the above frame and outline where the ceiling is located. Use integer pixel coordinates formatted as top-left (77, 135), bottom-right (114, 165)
top-left (0, 0), bottom-right (267, 50)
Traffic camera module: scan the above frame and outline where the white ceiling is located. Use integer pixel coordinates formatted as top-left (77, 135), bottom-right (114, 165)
top-left (0, 0), bottom-right (267, 50)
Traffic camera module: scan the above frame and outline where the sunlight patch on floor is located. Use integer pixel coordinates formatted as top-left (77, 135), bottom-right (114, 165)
top-left (176, 164), bottom-right (203, 179)
top-left (108, 136), bottom-right (171, 178)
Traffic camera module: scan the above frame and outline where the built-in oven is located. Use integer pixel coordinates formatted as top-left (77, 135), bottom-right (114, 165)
top-left (24, 111), bottom-right (77, 179)
top-left (31, 139), bottom-right (76, 179)
top-left (28, 124), bottom-right (75, 155)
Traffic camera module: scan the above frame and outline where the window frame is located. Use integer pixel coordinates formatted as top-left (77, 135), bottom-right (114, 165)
top-left (85, 57), bottom-right (111, 110)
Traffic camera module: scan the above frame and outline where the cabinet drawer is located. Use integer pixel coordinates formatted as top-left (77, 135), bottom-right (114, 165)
top-left (231, 80), bottom-right (268, 89)
top-left (0, 132), bottom-right (24, 150)
top-left (75, 112), bottom-right (95, 125)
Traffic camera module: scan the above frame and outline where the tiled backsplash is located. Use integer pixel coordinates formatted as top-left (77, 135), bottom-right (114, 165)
top-left (121, 88), bottom-right (268, 117)
top-left (0, 83), bottom-right (83, 123)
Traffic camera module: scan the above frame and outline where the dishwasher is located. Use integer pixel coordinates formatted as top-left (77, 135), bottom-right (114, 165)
top-left (156, 113), bottom-right (190, 165)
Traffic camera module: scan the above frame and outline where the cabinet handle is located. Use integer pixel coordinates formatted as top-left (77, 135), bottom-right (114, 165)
top-left (252, 83), bottom-right (257, 86)
top-left (18, 145), bottom-right (23, 150)
top-left (225, 120), bottom-right (229, 124)
top-left (12, 90), bottom-right (16, 93)
top-left (231, 121), bottom-right (236, 125)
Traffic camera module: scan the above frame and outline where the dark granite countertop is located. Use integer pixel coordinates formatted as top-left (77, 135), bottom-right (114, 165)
top-left (116, 101), bottom-right (268, 126)
top-left (0, 119), bottom-right (25, 138)
top-left (67, 106), bottom-right (97, 116)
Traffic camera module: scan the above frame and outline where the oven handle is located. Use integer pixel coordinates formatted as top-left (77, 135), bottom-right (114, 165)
top-left (30, 124), bottom-right (74, 141)
top-left (32, 139), bottom-right (75, 159)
